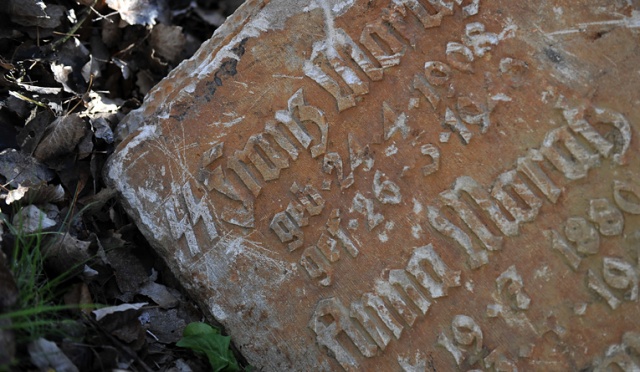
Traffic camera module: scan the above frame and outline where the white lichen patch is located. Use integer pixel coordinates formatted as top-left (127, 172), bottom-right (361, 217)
top-left (385, 143), bottom-right (398, 156)
top-left (378, 231), bottom-right (388, 242)
top-left (411, 224), bottom-right (422, 239)
top-left (412, 198), bottom-right (423, 215)
top-left (465, 280), bottom-right (475, 292)
top-left (534, 265), bottom-right (551, 281)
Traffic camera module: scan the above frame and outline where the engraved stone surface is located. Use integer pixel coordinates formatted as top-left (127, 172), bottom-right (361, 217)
top-left (106, 0), bottom-right (640, 369)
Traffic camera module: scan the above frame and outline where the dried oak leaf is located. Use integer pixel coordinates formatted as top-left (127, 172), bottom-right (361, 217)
top-left (84, 91), bottom-right (122, 117)
top-left (7, 0), bottom-right (64, 28)
top-left (107, 247), bottom-right (149, 300)
top-left (28, 338), bottom-right (79, 372)
top-left (92, 303), bottom-right (148, 350)
top-left (139, 281), bottom-right (179, 309)
top-left (50, 38), bottom-right (91, 94)
top-left (12, 204), bottom-right (57, 233)
top-left (0, 149), bottom-right (54, 187)
top-left (33, 113), bottom-right (88, 161)
top-left (3, 185), bottom-right (29, 204)
top-left (140, 308), bottom-right (185, 344)
top-left (105, 0), bottom-right (163, 26)
top-left (44, 232), bottom-right (93, 273)
top-left (17, 109), bottom-right (54, 154)
top-left (150, 24), bottom-right (186, 64)
top-left (23, 184), bottom-right (66, 205)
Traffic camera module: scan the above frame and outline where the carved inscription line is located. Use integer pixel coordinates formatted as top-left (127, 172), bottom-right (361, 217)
top-left (309, 243), bottom-right (461, 370)
top-left (426, 100), bottom-right (632, 270)
top-left (196, 88), bottom-right (328, 228)
top-left (168, 88), bottom-right (331, 257)
top-left (546, 180), bottom-right (640, 311)
top-left (305, 0), bottom-right (481, 112)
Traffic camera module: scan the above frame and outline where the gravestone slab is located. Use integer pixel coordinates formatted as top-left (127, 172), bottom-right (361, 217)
top-left (106, 0), bottom-right (640, 370)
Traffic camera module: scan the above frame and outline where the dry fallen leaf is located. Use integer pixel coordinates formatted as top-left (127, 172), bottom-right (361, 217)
top-left (44, 232), bottom-right (93, 274)
top-left (12, 204), bottom-right (57, 233)
top-left (105, 0), bottom-right (163, 26)
top-left (8, 0), bottom-right (64, 28)
top-left (3, 185), bottom-right (29, 204)
top-left (33, 114), bottom-right (87, 161)
top-left (28, 338), bottom-right (79, 372)
top-left (0, 149), bottom-right (54, 187)
top-left (84, 91), bottom-right (123, 117)
top-left (21, 184), bottom-right (66, 205)
top-left (92, 302), bottom-right (148, 321)
top-left (149, 23), bottom-right (186, 63)
top-left (50, 38), bottom-right (91, 94)
top-left (140, 308), bottom-right (186, 344)
top-left (139, 281), bottom-right (179, 309)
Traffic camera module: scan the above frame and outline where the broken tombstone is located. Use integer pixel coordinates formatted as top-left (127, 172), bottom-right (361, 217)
top-left (107, 0), bottom-right (640, 370)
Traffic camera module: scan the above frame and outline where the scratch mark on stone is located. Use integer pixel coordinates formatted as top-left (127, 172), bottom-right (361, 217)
top-left (545, 10), bottom-right (640, 37)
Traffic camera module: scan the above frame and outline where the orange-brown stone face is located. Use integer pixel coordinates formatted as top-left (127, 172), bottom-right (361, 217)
top-left (107, 0), bottom-right (640, 370)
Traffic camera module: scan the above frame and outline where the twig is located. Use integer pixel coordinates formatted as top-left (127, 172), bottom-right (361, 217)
top-left (51, 0), bottom-right (98, 51)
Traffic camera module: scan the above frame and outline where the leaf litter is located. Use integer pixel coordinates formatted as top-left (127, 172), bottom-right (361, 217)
top-left (0, 0), bottom-right (247, 370)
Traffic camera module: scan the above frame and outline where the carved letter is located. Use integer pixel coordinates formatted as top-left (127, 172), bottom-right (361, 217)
top-left (181, 183), bottom-right (219, 242)
top-left (557, 98), bottom-right (631, 166)
top-left (309, 298), bottom-right (377, 369)
top-left (491, 170), bottom-right (542, 226)
top-left (589, 198), bottom-right (624, 236)
top-left (587, 269), bottom-right (621, 310)
top-left (316, 232), bottom-right (340, 262)
top-left (457, 96), bottom-right (491, 133)
top-left (462, 22), bottom-right (499, 57)
top-left (406, 244), bottom-right (461, 298)
top-left (362, 292), bottom-right (404, 339)
top-left (420, 143), bottom-right (440, 176)
top-left (603, 257), bottom-right (638, 302)
top-left (438, 315), bottom-right (483, 366)
top-left (613, 180), bottom-right (640, 215)
top-left (291, 182), bottom-right (325, 216)
top-left (516, 149), bottom-right (561, 203)
top-left (424, 61), bottom-right (452, 86)
top-left (496, 265), bottom-right (531, 311)
top-left (446, 42), bottom-right (474, 72)
top-left (165, 193), bottom-right (200, 257)
top-left (427, 205), bottom-right (489, 269)
top-left (360, 19), bottom-right (406, 68)
top-left (323, 152), bottom-right (354, 189)
top-left (350, 299), bottom-right (393, 349)
top-left (540, 126), bottom-right (600, 180)
top-left (300, 246), bottom-right (333, 286)
top-left (594, 332), bottom-right (640, 371)
top-left (304, 29), bottom-right (382, 112)
top-left (375, 278), bottom-right (420, 326)
top-left (564, 217), bottom-right (599, 255)
top-left (270, 204), bottom-right (306, 252)
top-left (444, 107), bottom-right (473, 144)
top-left (353, 192), bottom-right (385, 230)
top-left (442, 176), bottom-right (507, 247)
top-left (413, 73), bottom-right (441, 110)
top-left (326, 209), bottom-right (360, 258)
top-left (373, 170), bottom-right (402, 204)
top-left (546, 229), bottom-right (581, 271)
top-left (392, 0), bottom-right (453, 29)
top-left (389, 269), bottom-right (432, 314)
top-left (383, 101), bottom-right (410, 141)
top-left (198, 143), bottom-right (255, 228)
